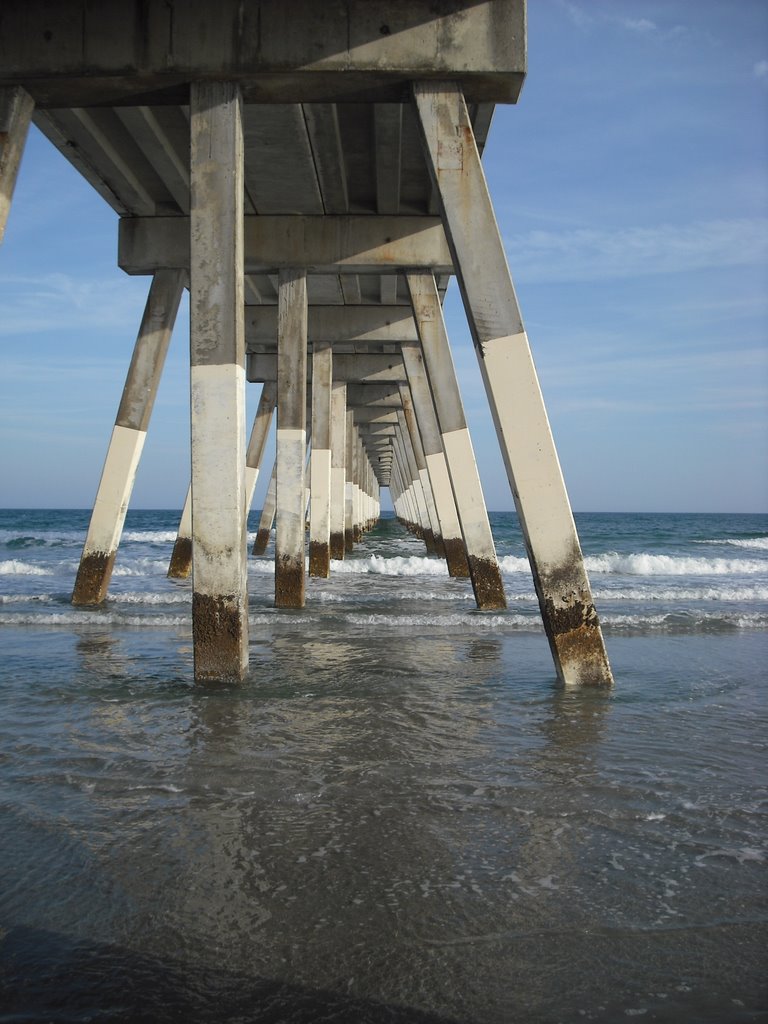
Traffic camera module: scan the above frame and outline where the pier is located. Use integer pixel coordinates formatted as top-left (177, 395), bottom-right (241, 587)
top-left (0, 0), bottom-right (613, 686)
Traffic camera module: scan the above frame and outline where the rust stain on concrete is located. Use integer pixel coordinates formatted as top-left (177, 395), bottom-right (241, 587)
top-left (308, 541), bottom-right (330, 578)
top-left (330, 532), bottom-right (345, 560)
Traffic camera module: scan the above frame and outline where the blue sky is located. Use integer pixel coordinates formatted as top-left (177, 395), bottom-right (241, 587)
top-left (1, 0), bottom-right (766, 512)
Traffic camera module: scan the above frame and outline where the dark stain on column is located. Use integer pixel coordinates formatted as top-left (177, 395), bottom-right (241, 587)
top-left (275, 556), bottom-right (305, 608)
top-left (330, 532), bottom-right (345, 560)
top-left (444, 537), bottom-right (471, 578)
top-left (252, 528), bottom-right (271, 555)
top-left (192, 592), bottom-right (246, 683)
top-left (167, 536), bottom-right (192, 579)
top-left (72, 550), bottom-right (116, 606)
top-left (308, 541), bottom-right (331, 578)
top-left (467, 554), bottom-right (507, 610)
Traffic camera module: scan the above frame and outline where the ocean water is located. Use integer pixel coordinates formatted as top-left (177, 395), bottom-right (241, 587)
top-left (0, 508), bottom-right (766, 1023)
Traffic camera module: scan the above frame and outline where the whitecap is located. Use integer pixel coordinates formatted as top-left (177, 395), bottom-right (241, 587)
top-left (585, 552), bottom-right (766, 576)
top-left (0, 559), bottom-right (53, 576)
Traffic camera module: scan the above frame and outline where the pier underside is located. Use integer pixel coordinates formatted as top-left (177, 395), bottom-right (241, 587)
top-left (1, 0), bottom-right (613, 686)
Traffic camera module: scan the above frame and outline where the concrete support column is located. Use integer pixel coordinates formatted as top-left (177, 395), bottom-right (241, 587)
top-left (189, 81), bottom-right (248, 683)
top-left (309, 342), bottom-right (333, 577)
top-left (0, 87), bottom-right (34, 243)
top-left (275, 269), bottom-right (308, 607)
top-left (396, 409), bottom-right (433, 551)
top-left (169, 383), bottom-right (275, 579)
top-left (400, 386), bottom-right (444, 557)
top-left (330, 382), bottom-right (347, 559)
top-left (414, 82), bottom-right (612, 686)
top-left (168, 485), bottom-right (193, 578)
top-left (406, 273), bottom-right (505, 610)
top-left (400, 341), bottom-right (469, 577)
top-left (245, 382), bottom-right (277, 515)
top-left (73, 269), bottom-right (184, 605)
top-left (344, 409), bottom-right (355, 552)
top-left (253, 460), bottom-right (277, 555)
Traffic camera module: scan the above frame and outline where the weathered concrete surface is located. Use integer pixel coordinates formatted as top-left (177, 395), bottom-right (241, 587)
top-left (72, 268), bottom-right (183, 606)
top-left (119, 216), bottom-right (452, 276)
top-left (189, 81), bottom-right (248, 683)
top-left (167, 533), bottom-right (192, 579)
top-left (249, 353), bottom-right (407, 385)
top-left (309, 342), bottom-right (332, 578)
top-left (0, 86), bottom-right (34, 243)
top-left (253, 462), bottom-right (276, 555)
top-left (246, 305), bottom-right (417, 347)
top-left (275, 269), bottom-right (308, 608)
top-left (406, 273), bottom-right (505, 609)
top-left (71, 550), bottom-right (116, 607)
top-left (2, 0), bottom-right (525, 107)
top-left (414, 83), bottom-right (612, 686)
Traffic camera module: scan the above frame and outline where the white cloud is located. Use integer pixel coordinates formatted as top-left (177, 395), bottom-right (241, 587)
top-left (754, 60), bottom-right (768, 81)
top-left (0, 272), bottom-right (153, 336)
top-left (505, 218), bottom-right (768, 283)
top-left (619, 17), bottom-right (657, 34)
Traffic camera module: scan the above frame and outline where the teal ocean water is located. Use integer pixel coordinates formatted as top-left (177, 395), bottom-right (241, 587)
top-left (0, 509), bottom-right (766, 1022)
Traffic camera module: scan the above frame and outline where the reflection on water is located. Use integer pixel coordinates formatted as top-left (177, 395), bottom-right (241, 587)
top-left (0, 626), bottom-right (766, 1023)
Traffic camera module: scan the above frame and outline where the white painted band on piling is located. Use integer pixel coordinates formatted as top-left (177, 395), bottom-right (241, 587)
top-left (276, 426), bottom-right (307, 557)
top-left (84, 424), bottom-right (146, 555)
top-left (441, 427), bottom-right (497, 561)
top-left (480, 331), bottom-right (576, 569)
top-left (190, 362), bottom-right (248, 597)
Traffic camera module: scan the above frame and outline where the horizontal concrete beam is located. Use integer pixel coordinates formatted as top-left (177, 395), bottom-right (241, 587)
top-left (346, 384), bottom-right (403, 407)
top-left (119, 216), bottom-right (452, 276)
top-left (2, 0), bottom-right (525, 107)
top-left (246, 305), bottom-right (417, 344)
top-left (247, 352), bottom-right (406, 384)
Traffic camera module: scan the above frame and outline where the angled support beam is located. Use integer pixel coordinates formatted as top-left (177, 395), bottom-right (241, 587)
top-left (253, 460), bottom-right (277, 555)
top-left (72, 269), bottom-right (184, 604)
top-left (275, 269), bottom-right (308, 607)
top-left (406, 273), bottom-right (506, 610)
top-left (309, 342), bottom-right (333, 577)
top-left (413, 82), bottom-right (612, 686)
top-left (189, 81), bottom-right (248, 683)
top-left (400, 341), bottom-right (469, 578)
top-left (0, 86), bottom-right (34, 243)
top-left (168, 382), bottom-right (275, 579)
top-left (400, 385), bottom-right (444, 558)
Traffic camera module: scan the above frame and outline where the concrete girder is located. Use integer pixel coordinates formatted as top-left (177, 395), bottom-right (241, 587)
top-left (118, 215), bottom-right (452, 276)
top-left (245, 305), bottom-right (417, 345)
top-left (2, 1), bottom-right (525, 108)
top-left (248, 353), bottom-right (406, 385)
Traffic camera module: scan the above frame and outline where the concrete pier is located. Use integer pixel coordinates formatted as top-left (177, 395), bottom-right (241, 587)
top-left (5, 0), bottom-right (615, 686)
top-left (189, 81), bottom-right (248, 682)
top-left (73, 269), bottom-right (184, 605)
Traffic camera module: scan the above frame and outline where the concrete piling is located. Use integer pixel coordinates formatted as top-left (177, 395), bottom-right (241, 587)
top-left (189, 81), bottom-right (248, 683)
top-left (309, 343), bottom-right (333, 577)
top-left (73, 269), bottom-right (184, 605)
top-left (275, 268), bottom-right (308, 608)
top-left (413, 82), bottom-right (613, 685)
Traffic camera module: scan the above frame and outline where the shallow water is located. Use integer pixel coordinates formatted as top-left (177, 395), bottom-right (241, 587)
top-left (0, 510), bottom-right (766, 1021)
